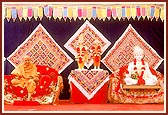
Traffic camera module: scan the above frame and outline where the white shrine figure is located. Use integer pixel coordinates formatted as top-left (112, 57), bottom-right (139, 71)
top-left (124, 46), bottom-right (158, 85)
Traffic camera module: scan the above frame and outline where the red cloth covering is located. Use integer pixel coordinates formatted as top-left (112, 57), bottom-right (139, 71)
top-left (12, 86), bottom-right (28, 98)
top-left (32, 85), bottom-right (51, 97)
top-left (5, 75), bottom-right (28, 97)
top-left (5, 66), bottom-right (56, 98)
top-left (70, 82), bottom-right (108, 104)
top-left (5, 85), bottom-right (13, 93)
top-left (69, 70), bottom-right (109, 99)
top-left (36, 65), bottom-right (58, 83)
top-left (13, 100), bottom-right (39, 106)
top-left (4, 75), bottom-right (13, 93)
top-left (32, 65), bottom-right (59, 97)
top-left (137, 76), bottom-right (145, 85)
top-left (32, 75), bottom-right (52, 97)
top-left (39, 75), bottom-right (51, 87)
top-left (4, 65), bottom-right (60, 104)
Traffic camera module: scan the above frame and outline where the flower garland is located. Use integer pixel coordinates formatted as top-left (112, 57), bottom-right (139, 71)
top-left (133, 59), bottom-right (146, 85)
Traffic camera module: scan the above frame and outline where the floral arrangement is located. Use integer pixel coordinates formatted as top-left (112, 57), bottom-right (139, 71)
top-left (131, 72), bottom-right (139, 79)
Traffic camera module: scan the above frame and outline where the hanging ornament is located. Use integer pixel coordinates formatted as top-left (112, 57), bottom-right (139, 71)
top-left (53, 6), bottom-right (57, 20)
top-left (11, 7), bottom-right (17, 22)
top-left (92, 6), bottom-right (97, 20)
top-left (23, 7), bottom-right (28, 21)
top-left (112, 6), bottom-right (117, 20)
top-left (78, 6), bottom-right (82, 20)
top-left (48, 6), bottom-right (53, 20)
top-left (17, 7), bottom-right (23, 21)
top-left (107, 7), bottom-right (111, 20)
top-left (33, 7), bottom-right (38, 21)
top-left (72, 6), bottom-right (77, 21)
top-left (28, 7), bottom-right (33, 21)
top-left (63, 7), bottom-right (68, 21)
top-left (38, 6), bottom-right (43, 20)
top-left (82, 6), bottom-right (87, 20)
top-left (57, 7), bottom-right (63, 21)
top-left (6, 7), bottom-right (11, 22)
top-left (67, 6), bottom-right (73, 21)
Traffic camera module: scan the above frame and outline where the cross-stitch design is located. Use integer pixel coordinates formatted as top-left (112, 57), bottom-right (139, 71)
top-left (7, 24), bottom-right (73, 73)
top-left (102, 24), bottom-right (163, 72)
top-left (68, 69), bottom-right (109, 99)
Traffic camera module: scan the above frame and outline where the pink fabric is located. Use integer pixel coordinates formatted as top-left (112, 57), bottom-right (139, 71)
top-left (141, 7), bottom-right (146, 16)
top-left (83, 8), bottom-right (87, 17)
top-left (17, 8), bottom-right (23, 17)
top-left (28, 8), bottom-right (32, 17)
top-left (107, 7), bottom-right (111, 17)
top-left (112, 8), bottom-right (117, 17)
top-left (48, 7), bottom-right (53, 17)
top-left (78, 7), bottom-right (82, 17)
top-left (136, 6), bottom-right (141, 17)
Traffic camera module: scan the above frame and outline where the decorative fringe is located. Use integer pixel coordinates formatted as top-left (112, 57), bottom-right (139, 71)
top-left (3, 3), bottom-right (165, 22)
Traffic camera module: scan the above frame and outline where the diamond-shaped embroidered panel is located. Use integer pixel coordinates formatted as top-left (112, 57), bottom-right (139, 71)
top-left (7, 24), bottom-right (73, 73)
top-left (102, 24), bottom-right (163, 72)
top-left (64, 20), bottom-right (111, 69)
top-left (69, 70), bottom-right (109, 98)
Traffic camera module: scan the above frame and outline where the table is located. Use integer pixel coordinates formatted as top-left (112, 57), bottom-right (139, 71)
top-left (68, 69), bottom-right (109, 103)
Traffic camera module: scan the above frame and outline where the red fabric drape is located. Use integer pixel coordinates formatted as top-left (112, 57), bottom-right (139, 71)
top-left (70, 82), bottom-right (108, 104)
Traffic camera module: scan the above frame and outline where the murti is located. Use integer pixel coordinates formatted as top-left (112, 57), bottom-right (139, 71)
top-left (75, 33), bottom-right (88, 69)
top-left (91, 38), bottom-right (102, 69)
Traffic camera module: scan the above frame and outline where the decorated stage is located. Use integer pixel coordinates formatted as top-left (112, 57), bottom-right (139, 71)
top-left (3, 2), bottom-right (165, 113)
top-left (4, 100), bottom-right (164, 112)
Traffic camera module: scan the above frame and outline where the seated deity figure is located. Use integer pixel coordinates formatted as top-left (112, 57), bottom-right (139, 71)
top-left (91, 38), bottom-right (102, 69)
top-left (11, 55), bottom-right (39, 100)
top-left (75, 33), bottom-right (88, 69)
top-left (124, 46), bottom-right (158, 85)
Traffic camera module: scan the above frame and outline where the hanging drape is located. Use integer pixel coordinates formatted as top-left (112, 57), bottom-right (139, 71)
top-left (3, 2), bottom-right (165, 22)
